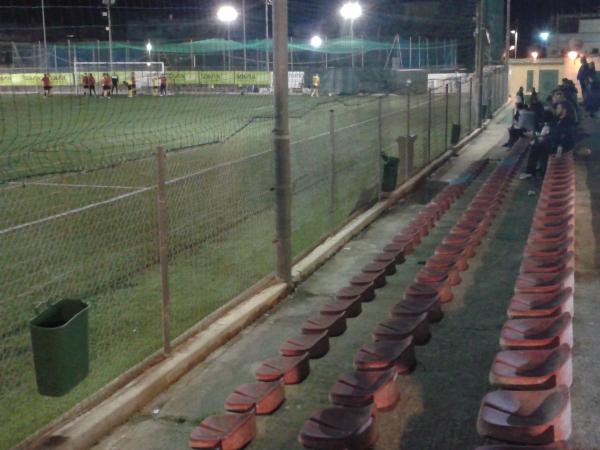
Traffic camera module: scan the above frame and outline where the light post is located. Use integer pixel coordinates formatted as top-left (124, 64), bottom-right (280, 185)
top-left (265, 0), bottom-right (271, 72)
top-left (539, 31), bottom-right (550, 57)
top-left (340, 2), bottom-right (362, 68)
top-left (217, 5), bottom-right (239, 71)
top-left (311, 35), bottom-right (324, 71)
top-left (102, 0), bottom-right (116, 72)
top-left (510, 29), bottom-right (518, 58)
top-left (146, 41), bottom-right (153, 62)
top-left (41, 0), bottom-right (48, 71)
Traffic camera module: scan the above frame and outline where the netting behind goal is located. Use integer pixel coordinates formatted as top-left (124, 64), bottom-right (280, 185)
top-left (73, 61), bottom-right (165, 95)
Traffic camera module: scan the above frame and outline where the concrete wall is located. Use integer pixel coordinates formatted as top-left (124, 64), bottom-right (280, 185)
top-left (509, 58), bottom-right (565, 99)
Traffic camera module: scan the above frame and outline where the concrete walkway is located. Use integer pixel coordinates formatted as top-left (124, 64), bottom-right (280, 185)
top-left (92, 110), bottom-right (549, 450)
top-left (570, 117), bottom-right (600, 450)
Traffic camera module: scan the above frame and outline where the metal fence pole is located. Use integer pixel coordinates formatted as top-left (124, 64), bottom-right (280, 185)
top-left (329, 110), bottom-right (336, 220)
top-left (405, 86), bottom-right (411, 178)
top-left (377, 97), bottom-right (383, 196)
top-left (444, 83), bottom-right (449, 149)
top-left (468, 77), bottom-right (473, 134)
top-left (427, 87), bottom-right (432, 162)
top-left (155, 147), bottom-right (171, 355)
top-left (272, 0), bottom-right (292, 285)
top-left (457, 79), bottom-right (462, 134)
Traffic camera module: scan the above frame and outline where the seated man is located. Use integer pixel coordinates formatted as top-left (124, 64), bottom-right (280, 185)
top-left (503, 103), bottom-right (536, 148)
top-left (521, 101), bottom-right (576, 180)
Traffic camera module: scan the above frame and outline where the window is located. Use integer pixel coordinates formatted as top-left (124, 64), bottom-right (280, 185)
top-left (526, 70), bottom-right (534, 93)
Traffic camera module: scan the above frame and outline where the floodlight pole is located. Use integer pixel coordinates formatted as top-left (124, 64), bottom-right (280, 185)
top-left (272, 0), bottom-right (292, 285)
top-left (107, 0), bottom-right (114, 72)
top-left (350, 20), bottom-right (355, 68)
top-left (242, 0), bottom-right (247, 71)
top-left (41, 0), bottom-right (48, 71)
top-left (505, 0), bottom-right (511, 65)
top-left (476, 0), bottom-right (486, 127)
top-left (265, 0), bottom-right (270, 72)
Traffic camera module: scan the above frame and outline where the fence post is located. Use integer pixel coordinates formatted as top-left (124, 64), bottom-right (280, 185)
top-left (406, 85), bottom-right (411, 178)
top-left (377, 97), bottom-right (383, 196)
top-left (155, 147), bottom-right (171, 356)
top-left (272, 0), bottom-right (292, 285)
top-left (468, 78), bottom-right (473, 134)
top-left (444, 83), bottom-right (449, 149)
top-left (427, 87), bottom-right (432, 162)
top-left (329, 109), bottom-right (336, 220)
top-left (457, 79), bottom-right (462, 134)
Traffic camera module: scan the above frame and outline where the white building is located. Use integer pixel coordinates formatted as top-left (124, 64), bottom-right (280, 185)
top-left (547, 16), bottom-right (600, 58)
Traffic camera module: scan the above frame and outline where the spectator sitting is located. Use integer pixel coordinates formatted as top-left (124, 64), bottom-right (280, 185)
top-left (503, 103), bottom-right (536, 148)
top-left (520, 109), bottom-right (556, 180)
top-left (529, 88), bottom-right (544, 129)
top-left (553, 101), bottom-right (576, 154)
top-left (515, 86), bottom-right (525, 105)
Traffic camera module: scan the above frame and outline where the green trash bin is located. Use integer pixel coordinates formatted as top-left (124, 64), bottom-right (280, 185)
top-left (381, 154), bottom-right (399, 192)
top-left (30, 299), bottom-right (89, 397)
top-left (451, 124), bottom-right (462, 145)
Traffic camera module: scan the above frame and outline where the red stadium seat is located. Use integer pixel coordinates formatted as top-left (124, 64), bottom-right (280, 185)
top-left (372, 314), bottom-right (431, 346)
top-left (302, 312), bottom-right (347, 337)
top-left (500, 313), bottom-right (573, 350)
top-left (329, 368), bottom-right (400, 410)
top-left (353, 337), bottom-right (416, 374)
top-left (280, 332), bottom-right (330, 359)
top-left (255, 354), bottom-right (310, 385)
top-left (189, 412), bottom-right (256, 450)
top-left (224, 380), bottom-right (285, 414)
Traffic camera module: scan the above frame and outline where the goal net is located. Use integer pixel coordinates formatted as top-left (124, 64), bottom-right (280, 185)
top-left (73, 61), bottom-right (165, 95)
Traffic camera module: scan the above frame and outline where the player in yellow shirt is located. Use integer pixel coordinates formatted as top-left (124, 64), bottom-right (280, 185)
top-left (311, 74), bottom-right (320, 97)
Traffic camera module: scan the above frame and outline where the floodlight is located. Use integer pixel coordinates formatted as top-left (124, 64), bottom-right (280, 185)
top-left (509, 45), bottom-right (515, 51)
top-left (539, 32), bottom-right (550, 42)
top-left (531, 51), bottom-right (539, 60)
top-left (310, 35), bottom-right (323, 48)
top-left (340, 2), bottom-right (362, 20)
top-left (146, 42), bottom-right (153, 52)
top-left (568, 51), bottom-right (578, 61)
top-left (217, 5), bottom-right (239, 23)
top-left (510, 30), bottom-right (517, 35)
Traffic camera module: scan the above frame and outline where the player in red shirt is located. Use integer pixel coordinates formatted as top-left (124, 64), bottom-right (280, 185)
top-left (82, 74), bottom-right (89, 95)
top-left (159, 73), bottom-right (167, 96)
top-left (41, 74), bottom-right (52, 97)
top-left (88, 73), bottom-right (96, 96)
top-left (102, 73), bottom-right (111, 98)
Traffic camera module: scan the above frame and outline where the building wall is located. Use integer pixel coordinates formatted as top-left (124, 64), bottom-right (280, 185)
top-left (509, 59), bottom-right (565, 99)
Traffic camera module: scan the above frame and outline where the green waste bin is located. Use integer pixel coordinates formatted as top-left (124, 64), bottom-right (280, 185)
top-left (381, 154), bottom-right (399, 192)
top-left (451, 124), bottom-right (462, 145)
top-left (30, 299), bottom-right (89, 397)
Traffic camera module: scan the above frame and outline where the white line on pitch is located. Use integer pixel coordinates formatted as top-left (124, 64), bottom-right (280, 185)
top-left (11, 181), bottom-right (141, 190)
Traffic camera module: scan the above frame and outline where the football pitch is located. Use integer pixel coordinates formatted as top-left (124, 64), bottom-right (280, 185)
top-left (0, 91), bottom-right (463, 449)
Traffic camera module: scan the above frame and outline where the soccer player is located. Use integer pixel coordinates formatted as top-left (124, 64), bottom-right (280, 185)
top-left (151, 76), bottom-right (159, 96)
top-left (102, 73), bottom-right (111, 98)
top-left (82, 73), bottom-right (89, 95)
top-left (160, 73), bottom-right (167, 96)
top-left (111, 73), bottom-right (119, 95)
top-left (130, 72), bottom-right (137, 96)
top-left (41, 74), bottom-right (52, 97)
top-left (311, 73), bottom-right (320, 97)
top-left (88, 73), bottom-right (96, 96)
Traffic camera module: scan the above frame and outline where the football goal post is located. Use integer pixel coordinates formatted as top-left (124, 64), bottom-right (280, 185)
top-left (73, 61), bottom-right (165, 95)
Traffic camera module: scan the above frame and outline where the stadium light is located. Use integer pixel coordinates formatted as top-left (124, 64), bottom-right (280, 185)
top-left (509, 45), bottom-right (515, 51)
top-left (310, 35), bottom-right (323, 48)
top-left (217, 5), bottom-right (239, 71)
top-left (531, 51), bottom-right (539, 61)
top-left (568, 50), bottom-right (578, 61)
top-left (146, 42), bottom-right (153, 53)
top-left (539, 31), bottom-right (550, 42)
top-left (217, 5), bottom-right (239, 23)
top-left (340, 2), bottom-right (362, 20)
top-left (340, 2), bottom-right (362, 68)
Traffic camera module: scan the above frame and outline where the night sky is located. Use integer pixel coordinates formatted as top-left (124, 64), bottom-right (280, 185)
top-left (0, 1), bottom-right (599, 58)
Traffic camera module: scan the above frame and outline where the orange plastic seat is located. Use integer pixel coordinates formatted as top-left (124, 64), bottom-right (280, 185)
top-left (477, 386), bottom-right (571, 444)
top-left (489, 344), bottom-right (572, 390)
top-left (189, 413), bottom-right (256, 450)
top-left (500, 313), bottom-right (573, 350)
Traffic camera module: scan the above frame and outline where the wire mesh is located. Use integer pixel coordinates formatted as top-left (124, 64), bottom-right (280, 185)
top-left (0, 1), bottom-right (510, 447)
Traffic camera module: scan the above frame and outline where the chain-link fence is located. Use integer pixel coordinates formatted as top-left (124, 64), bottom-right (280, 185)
top-left (0, 65), bottom-right (507, 450)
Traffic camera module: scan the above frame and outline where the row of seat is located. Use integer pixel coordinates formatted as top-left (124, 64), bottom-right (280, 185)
top-left (187, 160), bottom-right (491, 450)
top-left (298, 149), bottom-right (528, 449)
top-left (476, 153), bottom-right (575, 448)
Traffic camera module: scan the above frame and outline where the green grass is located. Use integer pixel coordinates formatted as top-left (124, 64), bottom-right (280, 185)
top-left (0, 91), bottom-right (463, 449)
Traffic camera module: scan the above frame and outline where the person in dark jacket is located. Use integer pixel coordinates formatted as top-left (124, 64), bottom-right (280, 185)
top-left (578, 57), bottom-right (590, 99)
top-left (584, 80), bottom-right (600, 117)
